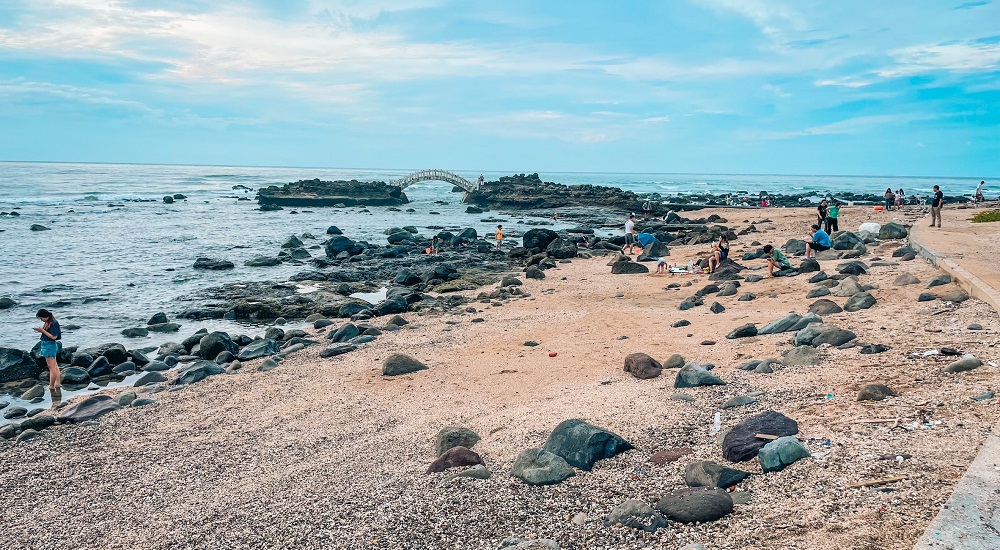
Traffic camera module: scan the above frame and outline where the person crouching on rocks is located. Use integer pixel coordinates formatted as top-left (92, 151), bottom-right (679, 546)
top-left (495, 225), bottom-right (503, 250)
top-left (34, 308), bottom-right (62, 391)
top-left (762, 244), bottom-right (791, 277)
top-left (707, 234), bottom-right (730, 273)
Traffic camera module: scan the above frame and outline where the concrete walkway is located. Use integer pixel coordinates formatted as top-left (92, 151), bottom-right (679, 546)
top-left (911, 210), bottom-right (1000, 549)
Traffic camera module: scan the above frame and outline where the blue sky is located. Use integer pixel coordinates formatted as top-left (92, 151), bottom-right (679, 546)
top-left (0, 0), bottom-right (998, 176)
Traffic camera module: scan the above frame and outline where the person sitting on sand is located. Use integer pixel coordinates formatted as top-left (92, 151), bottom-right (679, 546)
top-left (656, 257), bottom-right (668, 274)
top-left (495, 225), bottom-right (503, 250)
top-left (33, 308), bottom-right (62, 391)
top-left (707, 234), bottom-right (730, 273)
top-left (805, 224), bottom-right (831, 259)
top-left (623, 214), bottom-right (637, 254)
top-left (762, 244), bottom-right (791, 276)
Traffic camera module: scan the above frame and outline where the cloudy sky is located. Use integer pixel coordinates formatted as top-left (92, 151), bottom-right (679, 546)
top-left (1, 0), bottom-right (998, 175)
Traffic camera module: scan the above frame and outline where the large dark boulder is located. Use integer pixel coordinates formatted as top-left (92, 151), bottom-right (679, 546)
top-left (611, 261), bottom-right (649, 274)
top-left (542, 419), bottom-right (633, 471)
top-left (325, 235), bottom-right (361, 258)
top-left (546, 238), bottom-right (578, 259)
top-left (637, 240), bottom-right (670, 262)
top-left (522, 228), bottom-right (559, 251)
top-left (199, 332), bottom-right (238, 360)
top-left (172, 361), bottom-right (225, 385)
top-left (328, 323), bottom-right (361, 343)
top-left (879, 223), bottom-right (908, 240)
top-left (57, 395), bottom-right (121, 423)
top-left (237, 339), bottom-right (280, 360)
top-left (685, 460), bottom-right (752, 489)
top-left (193, 257), bottom-right (234, 270)
top-left (623, 353), bottom-right (662, 379)
top-left (0, 347), bottom-right (41, 383)
top-left (382, 353), bottom-right (428, 376)
top-left (435, 426), bottom-right (482, 456)
top-left (722, 410), bottom-right (799, 462)
top-left (831, 231), bottom-right (865, 252)
top-left (654, 488), bottom-right (734, 523)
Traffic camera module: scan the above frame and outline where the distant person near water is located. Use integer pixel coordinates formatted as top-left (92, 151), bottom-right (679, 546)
top-left (975, 180), bottom-right (985, 203)
top-left (759, 192), bottom-right (769, 207)
top-left (930, 185), bottom-right (944, 228)
top-left (896, 188), bottom-right (905, 208)
top-left (642, 199), bottom-right (652, 219)
top-left (762, 244), bottom-right (791, 277)
top-left (623, 214), bottom-right (637, 254)
top-left (825, 201), bottom-right (840, 233)
top-left (884, 188), bottom-right (895, 211)
top-left (477, 174), bottom-right (484, 189)
top-left (430, 235), bottom-right (441, 255)
top-left (495, 225), bottom-right (503, 249)
top-left (34, 308), bottom-right (62, 391)
top-left (805, 224), bottom-right (831, 259)
top-left (707, 234), bottom-right (730, 273)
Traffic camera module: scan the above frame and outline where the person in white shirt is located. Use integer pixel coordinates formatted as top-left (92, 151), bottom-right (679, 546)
top-left (976, 181), bottom-right (985, 203)
top-left (624, 214), bottom-right (637, 254)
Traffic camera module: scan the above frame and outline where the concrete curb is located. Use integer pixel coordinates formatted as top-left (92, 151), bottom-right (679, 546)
top-left (911, 224), bottom-right (1000, 550)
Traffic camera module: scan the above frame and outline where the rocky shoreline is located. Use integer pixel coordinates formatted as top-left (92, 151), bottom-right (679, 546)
top-left (256, 178), bottom-right (409, 208)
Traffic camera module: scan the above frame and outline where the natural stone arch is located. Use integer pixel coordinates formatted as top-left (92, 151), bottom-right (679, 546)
top-left (392, 169), bottom-right (476, 192)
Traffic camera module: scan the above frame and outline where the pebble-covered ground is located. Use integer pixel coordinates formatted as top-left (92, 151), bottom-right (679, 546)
top-left (1, 206), bottom-right (998, 550)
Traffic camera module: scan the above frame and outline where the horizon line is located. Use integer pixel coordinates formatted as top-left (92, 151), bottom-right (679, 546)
top-left (0, 159), bottom-right (993, 182)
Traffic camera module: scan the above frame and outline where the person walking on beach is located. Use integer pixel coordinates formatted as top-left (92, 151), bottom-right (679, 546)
top-left (825, 201), bottom-right (840, 233)
top-left (896, 189), bottom-right (905, 208)
top-left (707, 234), bottom-right (730, 273)
top-left (33, 308), bottom-right (62, 391)
top-left (762, 244), bottom-right (791, 277)
top-left (495, 225), bottom-right (503, 250)
top-left (884, 188), bottom-right (895, 211)
top-left (975, 181), bottom-right (985, 203)
top-left (642, 199), bottom-right (652, 219)
top-left (623, 214), bottom-right (637, 254)
top-left (805, 224), bottom-right (831, 259)
top-left (930, 185), bottom-right (944, 227)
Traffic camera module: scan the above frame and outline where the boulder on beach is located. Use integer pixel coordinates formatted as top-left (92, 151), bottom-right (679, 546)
top-left (722, 410), bottom-right (799, 462)
top-left (808, 299), bottom-right (843, 315)
top-left (893, 273), bottom-right (920, 286)
top-left (546, 238), bottom-right (578, 259)
top-left (726, 324), bottom-right (757, 339)
top-left (926, 274), bottom-right (952, 288)
top-left (654, 488), bottom-right (734, 523)
top-left (237, 339), bottom-right (280, 360)
top-left (542, 419), bottom-right (632, 471)
top-left (382, 353), bottom-right (427, 376)
top-left (199, 332), bottom-right (238, 360)
top-left (623, 353), bottom-right (662, 379)
top-left (611, 260), bottom-right (649, 274)
top-left (758, 436), bottom-right (810, 473)
top-left (857, 384), bottom-right (897, 401)
top-left (522, 228), bottom-right (560, 251)
top-left (511, 448), bottom-right (575, 486)
top-left (944, 356), bottom-right (982, 373)
top-left (57, 394), bottom-right (121, 423)
top-left (844, 292), bottom-right (877, 312)
top-left (758, 312), bottom-right (821, 335)
top-left (685, 460), bottom-right (751, 489)
top-left (426, 446), bottom-right (485, 474)
top-left (939, 290), bottom-right (970, 303)
top-left (674, 363), bottom-right (726, 388)
top-left (605, 499), bottom-right (668, 533)
top-left (435, 426), bottom-right (481, 456)
top-left (782, 346), bottom-right (820, 366)
top-left (172, 361), bottom-right (224, 385)
top-left (879, 223), bottom-right (908, 240)
top-left (0, 347), bottom-right (42, 383)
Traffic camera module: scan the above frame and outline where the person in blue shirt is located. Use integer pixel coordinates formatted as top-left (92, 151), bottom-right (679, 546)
top-left (33, 308), bottom-right (62, 390)
top-left (805, 224), bottom-right (832, 260)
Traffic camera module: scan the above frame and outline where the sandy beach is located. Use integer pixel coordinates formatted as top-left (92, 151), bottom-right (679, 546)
top-left (2, 205), bottom-right (998, 550)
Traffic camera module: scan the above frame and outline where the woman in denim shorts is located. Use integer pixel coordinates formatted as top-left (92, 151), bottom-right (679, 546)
top-left (34, 308), bottom-right (62, 390)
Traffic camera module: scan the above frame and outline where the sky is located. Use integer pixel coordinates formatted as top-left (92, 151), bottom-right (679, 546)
top-left (0, 0), bottom-right (998, 176)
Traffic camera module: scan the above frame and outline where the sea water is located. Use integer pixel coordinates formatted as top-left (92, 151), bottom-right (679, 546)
top-left (0, 162), bottom-right (983, 351)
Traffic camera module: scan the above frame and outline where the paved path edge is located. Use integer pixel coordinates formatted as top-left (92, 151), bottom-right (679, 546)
top-left (911, 223), bottom-right (1000, 550)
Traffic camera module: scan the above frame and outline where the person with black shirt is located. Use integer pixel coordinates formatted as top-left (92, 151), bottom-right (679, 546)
top-left (33, 308), bottom-right (62, 390)
top-left (930, 185), bottom-right (944, 228)
top-left (817, 199), bottom-right (828, 226)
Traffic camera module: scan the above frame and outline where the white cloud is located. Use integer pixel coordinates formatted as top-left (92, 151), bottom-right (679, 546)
top-left (879, 40), bottom-right (1000, 77)
top-left (814, 76), bottom-right (874, 88)
top-left (753, 113), bottom-right (932, 140)
top-left (692, 0), bottom-right (806, 36)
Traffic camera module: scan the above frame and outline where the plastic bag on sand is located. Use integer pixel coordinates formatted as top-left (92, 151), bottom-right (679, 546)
top-left (858, 222), bottom-right (881, 239)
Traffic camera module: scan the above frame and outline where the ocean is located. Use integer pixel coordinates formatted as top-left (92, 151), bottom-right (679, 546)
top-left (0, 161), bottom-right (985, 352)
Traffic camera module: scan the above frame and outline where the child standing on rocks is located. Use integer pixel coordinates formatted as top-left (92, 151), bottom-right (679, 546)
top-left (495, 225), bottom-right (503, 250)
top-left (33, 308), bottom-right (62, 391)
